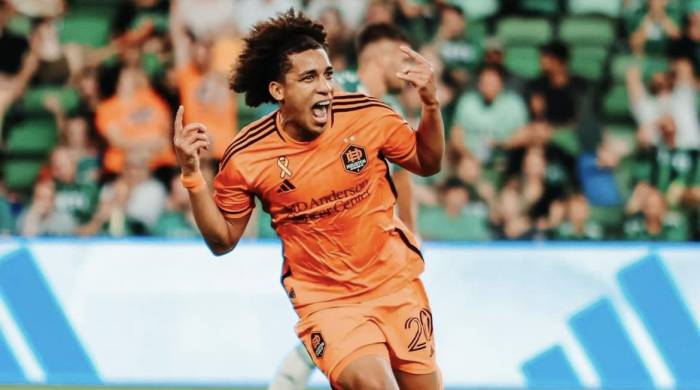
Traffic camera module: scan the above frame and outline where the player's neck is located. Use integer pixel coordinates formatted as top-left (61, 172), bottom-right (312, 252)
top-left (278, 110), bottom-right (325, 143)
top-left (358, 63), bottom-right (387, 99)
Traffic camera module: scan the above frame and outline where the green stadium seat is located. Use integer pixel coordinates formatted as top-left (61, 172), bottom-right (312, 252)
top-left (59, 12), bottom-right (111, 47)
top-left (3, 159), bottom-right (45, 193)
top-left (520, 0), bottom-right (560, 15)
top-left (568, 0), bottom-right (622, 18)
top-left (21, 87), bottom-right (81, 116)
top-left (610, 54), bottom-right (638, 83)
top-left (610, 55), bottom-right (669, 83)
top-left (448, 0), bottom-right (498, 21)
top-left (570, 46), bottom-right (608, 81)
top-left (497, 18), bottom-right (552, 46)
top-left (6, 119), bottom-right (58, 153)
top-left (603, 85), bottom-right (630, 120)
top-left (504, 46), bottom-right (541, 79)
top-left (559, 17), bottom-right (615, 46)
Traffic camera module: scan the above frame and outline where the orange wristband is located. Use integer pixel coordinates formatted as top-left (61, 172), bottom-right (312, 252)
top-left (180, 171), bottom-right (206, 192)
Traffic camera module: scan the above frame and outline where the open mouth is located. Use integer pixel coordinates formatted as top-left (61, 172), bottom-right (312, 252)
top-left (311, 100), bottom-right (331, 124)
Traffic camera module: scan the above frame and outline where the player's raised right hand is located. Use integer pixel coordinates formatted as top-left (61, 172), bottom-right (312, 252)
top-left (173, 105), bottom-right (210, 175)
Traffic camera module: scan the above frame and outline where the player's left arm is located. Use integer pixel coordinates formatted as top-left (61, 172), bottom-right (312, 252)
top-left (395, 45), bottom-right (444, 176)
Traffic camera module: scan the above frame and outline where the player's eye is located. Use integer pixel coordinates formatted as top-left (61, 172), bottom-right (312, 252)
top-left (324, 71), bottom-right (333, 80)
top-left (301, 74), bottom-right (314, 82)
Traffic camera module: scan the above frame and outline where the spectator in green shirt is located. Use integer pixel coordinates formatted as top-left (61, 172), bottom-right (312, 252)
top-left (628, 0), bottom-right (681, 55)
top-left (430, 3), bottom-right (482, 90)
top-left (551, 193), bottom-right (604, 240)
top-left (630, 115), bottom-right (700, 209)
top-left (624, 185), bottom-right (689, 241)
top-left (19, 147), bottom-right (99, 236)
top-left (152, 171), bottom-right (198, 238)
top-left (44, 95), bottom-right (100, 185)
top-left (449, 64), bottom-right (528, 164)
top-left (418, 177), bottom-right (490, 241)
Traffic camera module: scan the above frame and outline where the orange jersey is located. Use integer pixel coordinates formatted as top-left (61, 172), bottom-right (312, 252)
top-left (213, 92), bottom-right (424, 314)
top-left (95, 87), bottom-right (176, 173)
top-left (176, 63), bottom-right (237, 159)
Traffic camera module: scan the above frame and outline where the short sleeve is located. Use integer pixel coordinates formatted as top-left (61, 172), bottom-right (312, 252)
top-left (378, 108), bottom-right (418, 166)
top-left (213, 162), bottom-right (255, 219)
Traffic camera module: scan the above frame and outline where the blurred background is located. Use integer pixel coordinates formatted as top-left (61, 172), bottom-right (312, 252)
top-left (1, 0), bottom-right (700, 241)
top-left (0, 0), bottom-right (699, 389)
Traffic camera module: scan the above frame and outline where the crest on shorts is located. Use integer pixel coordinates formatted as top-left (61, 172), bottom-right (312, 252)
top-left (341, 144), bottom-right (368, 174)
top-left (310, 331), bottom-right (326, 358)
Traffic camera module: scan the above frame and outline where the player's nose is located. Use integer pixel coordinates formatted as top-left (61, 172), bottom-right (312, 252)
top-left (317, 78), bottom-right (332, 95)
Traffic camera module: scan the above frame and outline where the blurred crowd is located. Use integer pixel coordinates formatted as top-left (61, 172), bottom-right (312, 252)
top-left (1, 0), bottom-right (699, 241)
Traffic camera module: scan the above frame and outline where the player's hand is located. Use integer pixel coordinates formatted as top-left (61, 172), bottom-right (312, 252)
top-left (173, 105), bottom-right (210, 175)
top-left (396, 45), bottom-right (439, 108)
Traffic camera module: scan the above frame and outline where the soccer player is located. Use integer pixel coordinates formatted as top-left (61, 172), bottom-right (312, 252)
top-left (269, 22), bottom-right (421, 390)
top-left (173, 9), bottom-right (444, 390)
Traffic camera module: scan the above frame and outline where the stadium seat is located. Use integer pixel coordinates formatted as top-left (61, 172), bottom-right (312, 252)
top-left (449, 0), bottom-right (498, 21)
top-left (520, 0), bottom-right (560, 15)
top-left (568, 0), bottom-right (622, 18)
top-left (559, 17), bottom-right (615, 46)
top-left (21, 87), bottom-right (80, 115)
top-left (2, 159), bottom-right (45, 193)
top-left (6, 119), bottom-right (58, 153)
top-left (59, 12), bottom-right (111, 48)
top-left (497, 18), bottom-right (552, 46)
top-left (570, 46), bottom-right (608, 81)
top-left (504, 46), bottom-right (541, 79)
top-left (610, 55), bottom-right (669, 83)
top-left (610, 54), bottom-right (639, 83)
top-left (603, 85), bottom-right (630, 119)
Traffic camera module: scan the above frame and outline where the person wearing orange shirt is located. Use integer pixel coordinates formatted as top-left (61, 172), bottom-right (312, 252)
top-left (95, 65), bottom-right (175, 174)
top-left (173, 10), bottom-right (444, 390)
top-left (169, 0), bottom-right (237, 160)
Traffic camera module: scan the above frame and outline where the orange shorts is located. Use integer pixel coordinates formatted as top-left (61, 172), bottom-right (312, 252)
top-left (295, 279), bottom-right (437, 386)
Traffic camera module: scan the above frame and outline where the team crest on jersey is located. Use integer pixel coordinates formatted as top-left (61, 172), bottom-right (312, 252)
top-left (310, 331), bottom-right (326, 358)
top-left (341, 144), bottom-right (368, 174)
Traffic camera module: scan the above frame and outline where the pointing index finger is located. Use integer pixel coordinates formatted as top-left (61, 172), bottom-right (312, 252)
top-left (174, 105), bottom-right (184, 136)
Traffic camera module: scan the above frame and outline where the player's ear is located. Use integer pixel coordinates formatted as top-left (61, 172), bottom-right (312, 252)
top-left (269, 81), bottom-right (284, 102)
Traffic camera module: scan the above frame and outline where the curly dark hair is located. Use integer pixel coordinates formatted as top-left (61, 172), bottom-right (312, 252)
top-left (230, 9), bottom-right (328, 107)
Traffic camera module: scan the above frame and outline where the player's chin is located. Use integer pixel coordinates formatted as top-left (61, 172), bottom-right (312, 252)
top-left (307, 113), bottom-right (328, 133)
